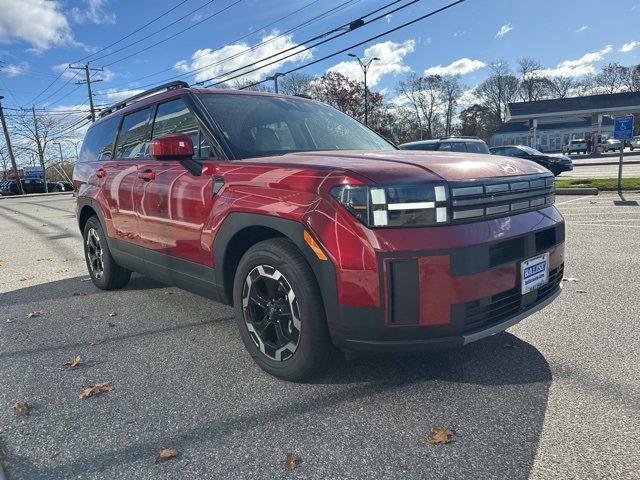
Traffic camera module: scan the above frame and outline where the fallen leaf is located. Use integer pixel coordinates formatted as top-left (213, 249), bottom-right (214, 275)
top-left (6, 318), bottom-right (14, 323)
top-left (78, 382), bottom-right (114, 399)
top-left (108, 312), bottom-right (117, 317)
top-left (427, 425), bottom-right (454, 445)
top-left (75, 315), bottom-right (88, 321)
top-left (19, 275), bottom-right (35, 282)
top-left (80, 278), bottom-right (92, 282)
top-left (576, 290), bottom-right (587, 294)
top-left (284, 453), bottom-right (300, 470)
top-left (64, 355), bottom-right (82, 369)
top-left (72, 292), bottom-right (86, 297)
top-left (41, 223), bottom-right (48, 227)
top-left (26, 310), bottom-right (43, 319)
top-left (562, 277), bottom-right (579, 283)
top-left (107, 322), bottom-right (116, 328)
top-left (12, 402), bottom-right (29, 416)
top-left (154, 448), bottom-right (178, 463)
top-left (88, 340), bottom-right (100, 346)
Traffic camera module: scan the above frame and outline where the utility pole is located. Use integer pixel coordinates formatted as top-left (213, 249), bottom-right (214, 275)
top-left (347, 53), bottom-right (380, 126)
top-left (0, 96), bottom-right (24, 194)
top-left (31, 106), bottom-right (48, 193)
top-left (69, 63), bottom-right (103, 121)
top-left (266, 73), bottom-right (285, 93)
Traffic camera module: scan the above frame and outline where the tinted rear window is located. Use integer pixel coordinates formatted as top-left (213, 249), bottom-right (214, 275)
top-left (466, 141), bottom-right (489, 154)
top-left (78, 116), bottom-right (120, 162)
top-left (401, 142), bottom-right (438, 151)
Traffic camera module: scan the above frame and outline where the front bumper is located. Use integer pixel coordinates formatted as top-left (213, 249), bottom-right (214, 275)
top-left (326, 221), bottom-right (565, 352)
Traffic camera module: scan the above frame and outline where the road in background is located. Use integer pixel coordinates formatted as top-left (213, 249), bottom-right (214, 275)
top-left (562, 162), bottom-right (640, 178)
top-left (0, 194), bottom-right (638, 479)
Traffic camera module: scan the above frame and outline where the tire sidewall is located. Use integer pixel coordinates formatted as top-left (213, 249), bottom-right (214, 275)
top-left (232, 240), bottom-right (328, 380)
top-left (83, 217), bottom-right (114, 289)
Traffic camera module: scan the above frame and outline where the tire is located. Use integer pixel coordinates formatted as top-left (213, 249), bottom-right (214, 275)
top-left (82, 216), bottom-right (131, 290)
top-left (233, 238), bottom-right (337, 381)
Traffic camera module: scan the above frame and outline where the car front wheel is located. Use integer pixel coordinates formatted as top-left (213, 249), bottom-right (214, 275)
top-left (233, 238), bottom-right (337, 381)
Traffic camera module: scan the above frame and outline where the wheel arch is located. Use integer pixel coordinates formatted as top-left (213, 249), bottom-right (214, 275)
top-left (213, 213), bottom-right (339, 326)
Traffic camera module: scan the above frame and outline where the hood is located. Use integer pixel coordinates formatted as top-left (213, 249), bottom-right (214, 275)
top-left (261, 150), bottom-right (548, 183)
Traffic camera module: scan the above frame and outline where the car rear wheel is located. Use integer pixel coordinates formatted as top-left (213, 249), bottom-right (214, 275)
top-left (233, 238), bottom-right (337, 381)
top-left (83, 216), bottom-right (131, 290)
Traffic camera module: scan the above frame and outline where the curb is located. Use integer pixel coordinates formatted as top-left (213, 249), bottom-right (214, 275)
top-left (555, 188), bottom-right (599, 195)
top-left (0, 191), bottom-right (73, 200)
top-left (573, 160), bottom-right (640, 167)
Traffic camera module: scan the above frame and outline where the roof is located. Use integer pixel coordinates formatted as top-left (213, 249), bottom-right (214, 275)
top-left (494, 117), bottom-right (614, 135)
top-left (400, 137), bottom-right (484, 146)
top-left (507, 91), bottom-right (640, 120)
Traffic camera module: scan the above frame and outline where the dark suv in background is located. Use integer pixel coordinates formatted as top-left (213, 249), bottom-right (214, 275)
top-left (399, 137), bottom-right (490, 154)
top-left (490, 145), bottom-right (573, 176)
top-left (0, 179), bottom-right (70, 196)
top-left (74, 81), bottom-right (564, 381)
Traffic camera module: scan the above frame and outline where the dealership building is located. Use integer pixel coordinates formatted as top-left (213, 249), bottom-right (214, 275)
top-left (491, 91), bottom-right (640, 152)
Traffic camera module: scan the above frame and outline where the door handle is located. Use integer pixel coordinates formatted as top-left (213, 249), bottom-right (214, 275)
top-left (138, 170), bottom-right (156, 181)
top-left (96, 168), bottom-right (107, 178)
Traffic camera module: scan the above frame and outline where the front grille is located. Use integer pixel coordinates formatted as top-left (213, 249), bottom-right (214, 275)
top-left (459, 264), bottom-right (564, 332)
top-left (449, 174), bottom-right (555, 223)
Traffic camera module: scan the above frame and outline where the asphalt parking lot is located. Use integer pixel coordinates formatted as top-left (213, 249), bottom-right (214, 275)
top-left (0, 193), bottom-right (638, 479)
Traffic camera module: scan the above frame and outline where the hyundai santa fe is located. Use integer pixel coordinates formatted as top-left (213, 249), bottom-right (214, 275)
top-left (74, 81), bottom-right (565, 381)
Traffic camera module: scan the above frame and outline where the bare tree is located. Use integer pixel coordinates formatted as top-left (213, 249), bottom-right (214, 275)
top-left (620, 65), bottom-right (640, 92)
top-left (594, 63), bottom-right (627, 94)
top-left (476, 60), bottom-right (520, 123)
top-left (547, 76), bottom-right (579, 98)
top-left (279, 73), bottom-right (314, 96)
top-left (438, 75), bottom-right (463, 136)
top-left (397, 73), bottom-right (425, 139)
top-left (517, 57), bottom-right (551, 101)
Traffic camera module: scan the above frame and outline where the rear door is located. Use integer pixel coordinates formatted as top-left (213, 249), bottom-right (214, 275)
top-left (134, 97), bottom-right (218, 266)
top-left (102, 107), bottom-right (155, 246)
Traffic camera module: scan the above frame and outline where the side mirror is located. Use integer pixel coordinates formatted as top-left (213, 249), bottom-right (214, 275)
top-left (150, 134), bottom-right (194, 160)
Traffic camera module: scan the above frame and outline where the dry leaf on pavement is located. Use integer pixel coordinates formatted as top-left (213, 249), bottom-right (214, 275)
top-left (562, 277), bottom-right (579, 283)
top-left (65, 355), bottom-right (82, 369)
top-left (19, 275), bottom-right (35, 281)
top-left (108, 312), bottom-right (117, 317)
top-left (427, 425), bottom-right (454, 445)
top-left (12, 402), bottom-right (29, 416)
top-left (78, 382), bottom-right (114, 399)
top-left (284, 453), bottom-right (300, 470)
top-left (26, 311), bottom-right (43, 318)
top-left (88, 340), bottom-right (100, 346)
top-left (154, 448), bottom-right (178, 463)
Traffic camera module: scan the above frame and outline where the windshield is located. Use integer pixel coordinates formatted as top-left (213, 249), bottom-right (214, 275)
top-left (197, 93), bottom-right (395, 159)
top-left (519, 145), bottom-right (543, 155)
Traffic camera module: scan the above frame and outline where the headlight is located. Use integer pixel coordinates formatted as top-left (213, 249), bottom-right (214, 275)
top-left (330, 183), bottom-right (449, 227)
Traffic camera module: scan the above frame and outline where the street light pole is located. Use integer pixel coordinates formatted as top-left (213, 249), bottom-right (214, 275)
top-left (348, 53), bottom-right (380, 126)
top-left (267, 73), bottom-right (285, 93)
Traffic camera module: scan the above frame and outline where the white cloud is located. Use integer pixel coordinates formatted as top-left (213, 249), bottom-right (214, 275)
top-left (174, 33), bottom-right (312, 85)
top-left (326, 39), bottom-right (415, 86)
top-left (537, 45), bottom-right (613, 77)
top-left (103, 88), bottom-right (144, 102)
top-left (575, 25), bottom-right (588, 33)
top-left (424, 57), bottom-right (486, 76)
top-left (1, 61), bottom-right (29, 77)
top-left (452, 31), bottom-right (466, 38)
top-left (458, 86), bottom-right (480, 106)
top-left (620, 41), bottom-right (639, 52)
top-left (495, 23), bottom-right (513, 39)
top-left (72, 0), bottom-right (116, 25)
top-left (0, 0), bottom-right (74, 50)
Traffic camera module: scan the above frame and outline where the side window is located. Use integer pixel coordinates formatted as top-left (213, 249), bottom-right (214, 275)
top-left (449, 142), bottom-right (467, 152)
top-left (115, 108), bottom-right (153, 159)
top-left (153, 98), bottom-right (212, 158)
top-left (78, 116), bottom-right (120, 162)
top-left (438, 142), bottom-right (451, 151)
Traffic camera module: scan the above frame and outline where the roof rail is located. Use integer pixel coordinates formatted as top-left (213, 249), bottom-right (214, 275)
top-left (439, 135), bottom-right (481, 140)
top-left (98, 81), bottom-right (189, 118)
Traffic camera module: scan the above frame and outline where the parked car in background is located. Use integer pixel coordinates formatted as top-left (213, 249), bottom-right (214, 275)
top-left (602, 138), bottom-right (622, 152)
top-left (490, 145), bottom-right (573, 176)
top-left (399, 137), bottom-right (490, 154)
top-left (563, 139), bottom-right (587, 154)
top-left (630, 136), bottom-right (640, 151)
top-left (0, 178), bottom-right (67, 195)
top-left (74, 82), bottom-right (565, 380)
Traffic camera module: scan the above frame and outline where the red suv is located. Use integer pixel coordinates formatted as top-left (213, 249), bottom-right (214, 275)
top-left (74, 81), bottom-right (564, 380)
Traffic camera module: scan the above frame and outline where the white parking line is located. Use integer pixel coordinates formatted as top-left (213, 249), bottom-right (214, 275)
top-left (570, 223), bottom-right (640, 228)
top-left (556, 195), bottom-right (596, 205)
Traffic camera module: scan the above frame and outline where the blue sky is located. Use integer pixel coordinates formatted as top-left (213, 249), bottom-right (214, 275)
top-left (1, 0), bottom-right (639, 112)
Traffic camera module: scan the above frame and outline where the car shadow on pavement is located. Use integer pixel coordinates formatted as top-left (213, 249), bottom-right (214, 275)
top-left (1, 274), bottom-right (165, 308)
top-left (1, 275), bottom-right (552, 480)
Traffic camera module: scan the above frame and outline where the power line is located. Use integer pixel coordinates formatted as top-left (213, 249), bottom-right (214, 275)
top-left (76, 0), bottom-right (192, 63)
top-left (102, 0), bottom-right (245, 68)
top-left (201, 0), bottom-right (417, 87)
top-left (69, 64), bottom-right (104, 121)
top-left (90, 0), bottom-right (218, 64)
top-left (238, 0), bottom-right (466, 90)
top-left (25, 66), bottom-right (70, 106)
top-left (102, 0), bottom-right (327, 90)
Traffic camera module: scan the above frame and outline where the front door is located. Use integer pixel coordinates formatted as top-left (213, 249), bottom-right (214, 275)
top-left (133, 97), bottom-right (218, 268)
